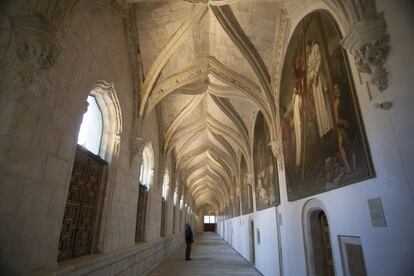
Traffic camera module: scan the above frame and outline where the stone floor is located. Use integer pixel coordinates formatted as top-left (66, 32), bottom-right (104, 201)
top-left (148, 232), bottom-right (261, 276)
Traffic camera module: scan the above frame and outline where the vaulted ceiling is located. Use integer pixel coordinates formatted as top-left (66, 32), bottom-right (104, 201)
top-left (134, 0), bottom-right (281, 213)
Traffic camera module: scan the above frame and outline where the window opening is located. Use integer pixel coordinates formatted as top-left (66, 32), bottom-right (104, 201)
top-left (139, 144), bottom-right (154, 189)
top-left (77, 96), bottom-right (103, 155)
top-left (162, 170), bottom-right (170, 199)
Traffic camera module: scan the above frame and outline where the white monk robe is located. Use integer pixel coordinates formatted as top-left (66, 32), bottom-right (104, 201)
top-left (307, 43), bottom-right (334, 137)
top-left (292, 88), bottom-right (302, 167)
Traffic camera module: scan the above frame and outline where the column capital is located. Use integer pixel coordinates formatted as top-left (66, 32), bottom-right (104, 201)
top-left (129, 136), bottom-right (145, 166)
top-left (269, 140), bottom-right (284, 171)
top-left (342, 16), bottom-right (390, 91)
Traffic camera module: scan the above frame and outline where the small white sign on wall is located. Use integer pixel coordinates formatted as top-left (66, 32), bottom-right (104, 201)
top-left (367, 197), bottom-right (387, 227)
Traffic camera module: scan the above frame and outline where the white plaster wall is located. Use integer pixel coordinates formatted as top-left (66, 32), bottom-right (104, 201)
top-left (254, 207), bottom-right (280, 276)
top-left (219, 216), bottom-right (244, 260)
top-left (218, 209), bottom-right (280, 276)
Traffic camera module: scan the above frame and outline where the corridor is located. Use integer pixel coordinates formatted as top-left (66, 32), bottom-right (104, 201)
top-left (149, 233), bottom-right (261, 276)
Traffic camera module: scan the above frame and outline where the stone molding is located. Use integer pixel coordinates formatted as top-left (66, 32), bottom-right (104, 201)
top-left (91, 81), bottom-right (123, 161)
top-left (272, 8), bottom-right (290, 99)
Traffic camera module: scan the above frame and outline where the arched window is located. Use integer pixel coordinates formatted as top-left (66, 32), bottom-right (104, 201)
top-left (139, 144), bottom-right (154, 189)
top-left (77, 81), bottom-right (122, 161)
top-left (77, 96), bottom-right (103, 155)
top-left (59, 81), bottom-right (121, 261)
top-left (180, 196), bottom-right (184, 209)
top-left (173, 187), bottom-right (178, 206)
top-left (162, 170), bottom-right (170, 200)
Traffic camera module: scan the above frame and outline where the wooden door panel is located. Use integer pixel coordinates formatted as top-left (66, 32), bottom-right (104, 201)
top-left (58, 146), bottom-right (105, 261)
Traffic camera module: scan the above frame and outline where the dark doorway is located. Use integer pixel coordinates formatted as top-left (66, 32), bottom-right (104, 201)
top-left (250, 220), bottom-right (255, 264)
top-left (311, 210), bottom-right (335, 276)
top-left (135, 184), bottom-right (148, 242)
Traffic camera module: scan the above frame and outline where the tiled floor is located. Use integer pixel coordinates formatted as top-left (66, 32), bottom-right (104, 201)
top-left (148, 232), bottom-right (260, 275)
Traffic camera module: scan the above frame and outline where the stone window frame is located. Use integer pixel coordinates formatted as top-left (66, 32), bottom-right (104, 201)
top-left (162, 169), bottom-right (170, 200)
top-left (90, 80), bottom-right (122, 162)
top-left (139, 143), bottom-right (154, 189)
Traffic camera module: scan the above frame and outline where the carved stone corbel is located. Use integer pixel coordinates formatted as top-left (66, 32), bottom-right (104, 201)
top-left (342, 15), bottom-right (390, 91)
top-left (246, 173), bottom-right (254, 187)
top-left (129, 136), bottom-right (145, 166)
top-left (269, 140), bottom-right (284, 171)
top-left (11, 16), bottom-right (60, 85)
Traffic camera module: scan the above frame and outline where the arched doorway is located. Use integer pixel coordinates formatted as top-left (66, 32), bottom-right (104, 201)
top-left (249, 219), bottom-right (255, 265)
top-left (310, 211), bottom-right (335, 276)
top-left (303, 199), bottom-right (336, 276)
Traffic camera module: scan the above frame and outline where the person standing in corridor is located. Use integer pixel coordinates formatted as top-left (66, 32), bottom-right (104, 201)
top-left (185, 223), bottom-right (194, 260)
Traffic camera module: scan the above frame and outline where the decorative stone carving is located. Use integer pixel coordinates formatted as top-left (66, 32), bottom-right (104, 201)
top-left (129, 136), bottom-right (145, 166)
top-left (269, 140), bottom-right (284, 171)
top-left (341, 14), bottom-right (390, 91)
top-left (11, 16), bottom-right (60, 85)
top-left (18, 0), bottom-right (80, 27)
top-left (246, 174), bottom-right (254, 187)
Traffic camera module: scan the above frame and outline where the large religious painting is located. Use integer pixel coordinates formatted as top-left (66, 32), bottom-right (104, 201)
top-left (234, 194), bottom-right (241, 217)
top-left (253, 112), bottom-right (280, 210)
top-left (280, 11), bottom-right (374, 201)
top-left (240, 156), bottom-right (253, 214)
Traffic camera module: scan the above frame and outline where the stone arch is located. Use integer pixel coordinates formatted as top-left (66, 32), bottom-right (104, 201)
top-left (90, 80), bottom-right (122, 162)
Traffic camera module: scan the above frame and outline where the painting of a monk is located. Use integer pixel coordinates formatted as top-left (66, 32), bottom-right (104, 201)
top-left (280, 11), bottom-right (374, 201)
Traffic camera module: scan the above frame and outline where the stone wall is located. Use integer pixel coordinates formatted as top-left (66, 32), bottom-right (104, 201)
top-left (44, 234), bottom-right (184, 276)
top-left (0, 1), bottom-right (187, 275)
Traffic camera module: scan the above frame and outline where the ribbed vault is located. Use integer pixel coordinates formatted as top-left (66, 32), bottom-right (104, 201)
top-left (134, 0), bottom-right (280, 213)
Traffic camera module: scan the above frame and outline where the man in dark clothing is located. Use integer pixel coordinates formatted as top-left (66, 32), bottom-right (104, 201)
top-left (185, 223), bottom-right (194, 260)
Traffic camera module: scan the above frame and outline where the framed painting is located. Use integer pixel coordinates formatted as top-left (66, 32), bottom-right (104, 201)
top-left (253, 112), bottom-right (280, 210)
top-left (279, 11), bottom-right (374, 201)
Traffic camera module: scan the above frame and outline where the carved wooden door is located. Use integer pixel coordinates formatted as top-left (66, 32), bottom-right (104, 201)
top-left (135, 184), bottom-right (148, 242)
top-left (58, 146), bottom-right (106, 261)
top-left (319, 212), bottom-right (335, 276)
top-left (173, 206), bottom-right (176, 233)
top-left (160, 198), bottom-right (166, 236)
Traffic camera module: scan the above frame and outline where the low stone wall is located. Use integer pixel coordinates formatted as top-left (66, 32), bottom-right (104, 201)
top-left (40, 234), bottom-right (184, 276)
